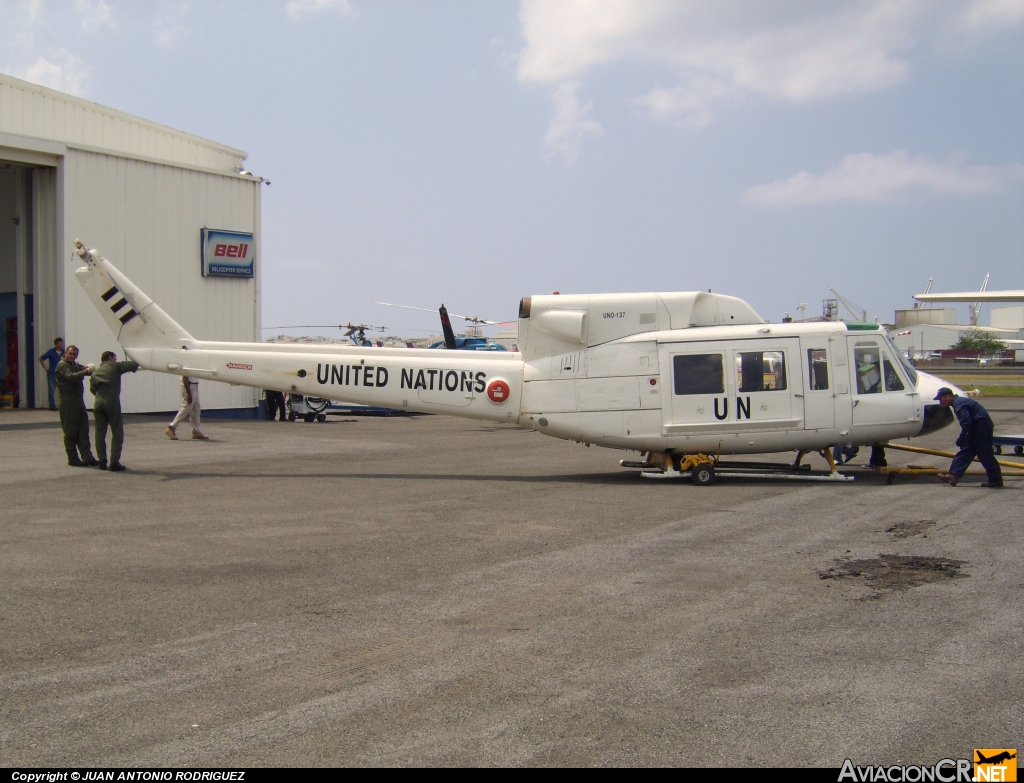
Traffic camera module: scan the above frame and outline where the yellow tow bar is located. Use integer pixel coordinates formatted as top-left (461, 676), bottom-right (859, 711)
top-left (872, 443), bottom-right (1024, 483)
top-left (882, 442), bottom-right (1024, 471)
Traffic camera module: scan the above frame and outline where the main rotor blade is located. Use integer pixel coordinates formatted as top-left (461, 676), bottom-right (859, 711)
top-left (374, 302), bottom-right (438, 315)
top-left (262, 324), bottom-right (351, 330)
top-left (262, 324), bottom-right (388, 331)
top-left (376, 301), bottom-right (513, 326)
top-left (445, 313), bottom-right (502, 325)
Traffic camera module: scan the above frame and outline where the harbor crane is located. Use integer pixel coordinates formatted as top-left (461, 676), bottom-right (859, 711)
top-left (829, 288), bottom-right (869, 323)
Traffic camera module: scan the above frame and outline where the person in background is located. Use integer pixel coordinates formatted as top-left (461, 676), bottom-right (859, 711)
top-left (89, 350), bottom-right (140, 471)
top-left (38, 337), bottom-right (64, 410)
top-left (832, 444), bottom-right (859, 465)
top-left (55, 344), bottom-right (99, 467)
top-left (868, 445), bottom-right (888, 468)
top-left (935, 387), bottom-right (1002, 488)
top-left (165, 376), bottom-right (208, 440)
top-left (265, 389), bottom-right (287, 421)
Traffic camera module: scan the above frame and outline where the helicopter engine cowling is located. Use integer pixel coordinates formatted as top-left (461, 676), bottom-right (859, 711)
top-left (516, 291), bottom-right (764, 363)
top-left (516, 291), bottom-right (766, 443)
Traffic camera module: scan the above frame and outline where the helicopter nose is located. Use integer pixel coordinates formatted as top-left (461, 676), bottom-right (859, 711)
top-left (916, 370), bottom-right (965, 402)
top-left (915, 371), bottom-right (963, 436)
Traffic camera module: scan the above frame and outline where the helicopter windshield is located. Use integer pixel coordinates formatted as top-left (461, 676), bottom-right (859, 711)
top-left (883, 330), bottom-right (918, 387)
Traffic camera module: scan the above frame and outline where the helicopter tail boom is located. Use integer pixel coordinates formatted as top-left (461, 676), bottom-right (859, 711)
top-left (73, 243), bottom-right (524, 421)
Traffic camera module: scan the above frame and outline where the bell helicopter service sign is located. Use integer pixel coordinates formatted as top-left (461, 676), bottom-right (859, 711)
top-left (201, 228), bottom-right (255, 278)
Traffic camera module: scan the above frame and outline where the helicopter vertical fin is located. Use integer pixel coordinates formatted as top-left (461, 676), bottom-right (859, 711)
top-left (73, 240), bottom-right (195, 352)
top-left (439, 304), bottom-right (458, 349)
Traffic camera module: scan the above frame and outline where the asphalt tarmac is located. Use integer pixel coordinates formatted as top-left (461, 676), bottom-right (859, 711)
top-left (1, 402), bottom-right (1021, 767)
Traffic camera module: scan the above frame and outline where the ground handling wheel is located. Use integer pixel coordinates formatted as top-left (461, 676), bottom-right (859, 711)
top-left (316, 414), bottom-right (327, 423)
top-left (1016, 445), bottom-right (1024, 456)
top-left (691, 464), bottom-right (715, 486)
top-left (288, 411), bottom-right (296, 421)
top-left (994, 445), bottom-right (1002, 455)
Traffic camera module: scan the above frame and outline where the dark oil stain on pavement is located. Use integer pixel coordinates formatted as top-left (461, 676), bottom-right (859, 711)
top-left (819, 554), bottom-right (967, 597)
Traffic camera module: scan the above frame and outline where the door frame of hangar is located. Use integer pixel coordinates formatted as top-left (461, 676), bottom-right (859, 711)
top-left (0, 137), bottom-right (62, 408)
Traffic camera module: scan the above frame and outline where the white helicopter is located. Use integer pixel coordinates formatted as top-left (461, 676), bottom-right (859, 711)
top-left (74, 241), bottom-right (959, 482)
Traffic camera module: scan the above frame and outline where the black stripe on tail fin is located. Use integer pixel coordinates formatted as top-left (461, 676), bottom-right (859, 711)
top-left (101, 286), bottom-right (118, 301)
top-left (119, 309), bottom-right (138, 324)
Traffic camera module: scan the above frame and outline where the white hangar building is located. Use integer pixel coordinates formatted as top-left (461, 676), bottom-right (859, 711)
top-left (0, 72), bottom-right (263, 414)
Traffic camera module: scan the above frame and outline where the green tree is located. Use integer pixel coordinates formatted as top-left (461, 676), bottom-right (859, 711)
top-left (953, 329), bottom-right (1008, 354)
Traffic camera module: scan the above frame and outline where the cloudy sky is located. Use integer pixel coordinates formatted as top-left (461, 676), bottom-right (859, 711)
top-left (2, 0), bottom-right (1023, 334)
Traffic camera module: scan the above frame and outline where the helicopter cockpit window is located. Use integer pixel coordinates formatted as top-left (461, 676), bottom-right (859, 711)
top-left (736, 351), bottom-right (787, 392)
top-left (673, 354), bottom-right (725, 395)
top-left (884, 330), bottom-right (918, 386)
top-left (807, 349), bottom-right (829, 390)
top-left (854, 342), bottom-right (882, 394)
top-left (884, 358), bottom-right (905, 391)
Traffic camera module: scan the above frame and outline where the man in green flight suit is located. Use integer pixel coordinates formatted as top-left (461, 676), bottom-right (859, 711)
top-left (55, 344), bottom-right (99, 467)
top-left (89, 350), bottom-right (140, 471)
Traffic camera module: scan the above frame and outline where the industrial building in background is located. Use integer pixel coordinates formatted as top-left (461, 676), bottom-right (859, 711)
top-left (783, 290), bottom-right (1023, 361)
top-left (0, 72), bottom-right (263, 414)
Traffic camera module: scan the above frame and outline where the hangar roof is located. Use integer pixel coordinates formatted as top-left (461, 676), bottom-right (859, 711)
top-left (0, 72), bottom-right (247, 173)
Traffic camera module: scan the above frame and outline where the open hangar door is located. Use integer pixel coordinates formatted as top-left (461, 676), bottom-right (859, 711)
top-left (0, 159), bottom-right (59, 409)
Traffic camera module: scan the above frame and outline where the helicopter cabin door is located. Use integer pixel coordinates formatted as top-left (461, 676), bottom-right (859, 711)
top-left (799, 339), bottom-right (835, 429)
top-left (664, 342), bottom-right (734, 432)
top-left (847, 336), bottom-right (914, 427)
top-left (727, 339), bottom-right (798, 428)
top-left (663, 339), bottom-right (798, 432)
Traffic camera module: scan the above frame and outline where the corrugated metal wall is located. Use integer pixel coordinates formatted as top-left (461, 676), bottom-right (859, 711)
top-left (64, 148), bottom-right (261, 414)
top-left (0, 74), bottom-right (244, 173)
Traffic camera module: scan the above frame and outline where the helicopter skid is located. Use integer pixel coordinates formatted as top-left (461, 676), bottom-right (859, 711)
top-left (640, 467), bottom-right (854, 482)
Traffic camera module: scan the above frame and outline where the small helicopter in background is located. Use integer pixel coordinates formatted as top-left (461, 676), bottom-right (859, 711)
top-left (343, 323), bottom-right (387, 347)
top-left (375, 301), bottom-right (515, 351)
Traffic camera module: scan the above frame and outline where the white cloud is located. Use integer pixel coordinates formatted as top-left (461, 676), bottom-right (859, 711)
top-left (74, 0), bottom-right (114, 33)
top-left (631, 75), bottom-right (730, 129)
top-left (285, 0), bottom-right (355, 21)
top-left (26, 0), bottom-right (44, 24)
top-left (153, 5), bottom-right (188, 48)
top-left (18, 51), bottom-right (90, 95)
top-left (740, 151), bottom-right (1024, 206)
top-left (958, 0), bottom-right (1024, 30)
top-left (518, 0), bottom-right (1024, 152)
top-left (543, 81), bottom-right (604, 163)
top-left (154, 21), bottom-right (184, 48)
top-left (518, 0), bottom-right (658, 84)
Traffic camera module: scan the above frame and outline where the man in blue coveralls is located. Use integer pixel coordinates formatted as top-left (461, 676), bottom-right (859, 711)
top-left (935, 387), bottom-right (1002, 488)
top-left (38, 337), bottom-right (64, 410)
